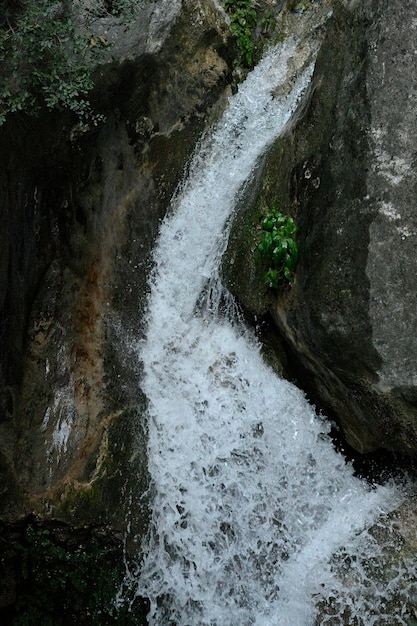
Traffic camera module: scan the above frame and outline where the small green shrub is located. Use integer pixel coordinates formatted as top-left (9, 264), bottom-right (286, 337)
top-left (0, 1), bottom-right (96, 126)
top-left (224, 0), bottom-right (258, 67)
top-left (0, 0), bottom-right (148, 126)
top-left (256, 208), bottom-right (298, 289)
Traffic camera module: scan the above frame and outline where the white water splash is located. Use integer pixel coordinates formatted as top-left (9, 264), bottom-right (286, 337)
top-left (132, 40), bottom-right (407, 625)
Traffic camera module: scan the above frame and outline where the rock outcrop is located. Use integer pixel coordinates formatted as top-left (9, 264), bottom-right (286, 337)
top-left (226, 0), bottom-right (417, 456)
top-left (1, 0), bottom-right (295, 616)
top-left (0, 0), bottom-right (232, 552)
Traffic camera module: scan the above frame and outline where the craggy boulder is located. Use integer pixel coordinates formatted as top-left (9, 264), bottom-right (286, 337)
top-left (0, 0), bottom-right (231, 536)
top-left (226, 0), bottom-right (417, 455)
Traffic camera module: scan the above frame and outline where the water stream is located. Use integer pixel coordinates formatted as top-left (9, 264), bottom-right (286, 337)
top-left (130, 40), bottom-right (409, 625)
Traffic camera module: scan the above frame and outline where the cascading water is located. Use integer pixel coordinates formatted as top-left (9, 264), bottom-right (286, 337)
top-left (128, 39), bottom-right (410, 625)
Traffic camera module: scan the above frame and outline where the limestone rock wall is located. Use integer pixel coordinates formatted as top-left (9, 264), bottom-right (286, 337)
top-left (226, 0), bottom-right (417, 456)
top-left (0, 0), bottom-right (232, 532)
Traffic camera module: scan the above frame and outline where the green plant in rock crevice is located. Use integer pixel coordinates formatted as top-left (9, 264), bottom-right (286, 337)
top-left (224, 0), bottom-right (258, 68)
top-left (256, 207), bottom-right (298, 289)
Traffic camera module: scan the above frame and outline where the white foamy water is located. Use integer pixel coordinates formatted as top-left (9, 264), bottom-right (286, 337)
top-left (132, 40), bottom-right (407, 625)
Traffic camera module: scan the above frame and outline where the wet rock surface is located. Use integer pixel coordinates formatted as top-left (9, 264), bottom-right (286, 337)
top-left (226, 0), bottom-right (417, 457)
top-left (0, 515), bottom-right (149, 623)
top-left (0, 0), bottom-right (235, 618)
top-left (0, 0), bottom-right (232, 533)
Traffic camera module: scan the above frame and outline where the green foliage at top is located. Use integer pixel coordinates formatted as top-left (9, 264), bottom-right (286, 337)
top-left (0, 0), bottom-right (149, 126)
top-left (256, 208), bottom-right (298, 289)
top-left (224, 0), bottom-right (258, 67)
top-left (0, 1), bottom-right (95, 126)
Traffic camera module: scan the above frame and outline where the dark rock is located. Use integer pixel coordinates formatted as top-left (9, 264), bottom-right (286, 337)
top-left (0, 515), bottom-right (149, 622)
top-left (226, 0), bottom-right (417, 455)
top-left (0, 0), bottom-right (235, 612)
top-left (0, 0), bottom-right (232, 533)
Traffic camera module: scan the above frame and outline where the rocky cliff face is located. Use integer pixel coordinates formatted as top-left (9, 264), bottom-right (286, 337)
top-left (226, 0), bottom-right (417, 457)
top-left (0, 0), bottom-right (232, 541)
top-left (0, 0), bottom-right (236, 615)
top-left (3, 1), bottom-right (310, 616)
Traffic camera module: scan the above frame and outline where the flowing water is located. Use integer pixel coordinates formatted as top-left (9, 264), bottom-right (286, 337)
top-left (128, 40), bottom-right (410, 625)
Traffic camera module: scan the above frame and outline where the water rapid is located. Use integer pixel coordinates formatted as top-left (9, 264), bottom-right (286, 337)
top-left (131, 40), bottom-right (408, 625)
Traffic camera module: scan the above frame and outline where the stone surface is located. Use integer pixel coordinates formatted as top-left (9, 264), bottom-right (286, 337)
top-left (0, 515), bottom-right (149, 623)
top-left (314, 494), bottom-right (417, 625)
top-left (1, 0), bottom-right (296, 613)
top-left (0, 0), bottom-right (232, 539)
top-left (226, 0), bottom-right (417, 456)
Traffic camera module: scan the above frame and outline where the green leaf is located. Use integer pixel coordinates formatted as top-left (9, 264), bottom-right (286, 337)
top-left (284, 266), bottom-right (293, 282)
top-left (263, 268), bottom-right (280, 289)
top-left (256, 207), bottom-right (298, 289)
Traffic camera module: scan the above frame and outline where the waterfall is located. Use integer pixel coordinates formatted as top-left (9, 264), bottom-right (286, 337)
top-left (131, 40), bottom-right (407, 625)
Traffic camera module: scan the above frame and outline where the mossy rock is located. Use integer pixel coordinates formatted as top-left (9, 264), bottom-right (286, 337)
top-left (0, 517), bottom-right (149, 625)
top-left (53, 406), bottom-right (150, 542)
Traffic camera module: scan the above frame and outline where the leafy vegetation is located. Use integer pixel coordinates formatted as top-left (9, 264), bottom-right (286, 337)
top-left (224, 0), bottom-right (279, 69)
top-left (0, 1), bottom-right (93, 125)
top-left (224, 0), bottom-right (258, 67)
top-left (0, 0), bottom-right (147, 126)
top-left (256, 208), bottom-right (298, 289)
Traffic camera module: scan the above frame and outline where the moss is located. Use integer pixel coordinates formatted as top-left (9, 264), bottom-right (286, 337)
top-left (53, 407), bottom-right (149, 538)
top-left (2, 518), bottom-right (149, 625)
